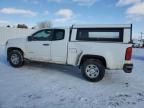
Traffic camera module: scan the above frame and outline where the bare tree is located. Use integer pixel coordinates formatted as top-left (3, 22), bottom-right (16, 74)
top-left (31, 26), bottom-right (36, 29)
top-left (6, 25), bottom-right (11, 28)
top-left (37, 21), bottom-right (52, 29)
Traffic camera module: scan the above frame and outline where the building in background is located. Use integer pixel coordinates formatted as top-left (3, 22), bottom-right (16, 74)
top-left (132, 39), bottom-right (144, 48)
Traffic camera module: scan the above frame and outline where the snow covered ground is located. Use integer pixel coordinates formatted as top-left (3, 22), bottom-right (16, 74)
top-left (0, 45), bottom-right (144, 108)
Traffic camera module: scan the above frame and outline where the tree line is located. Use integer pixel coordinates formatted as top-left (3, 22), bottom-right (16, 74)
top-left (6, 21), bottom-right (52, 29)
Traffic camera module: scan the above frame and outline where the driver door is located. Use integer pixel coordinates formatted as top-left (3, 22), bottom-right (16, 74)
top-left (25, 29), bottom-right (52, 62)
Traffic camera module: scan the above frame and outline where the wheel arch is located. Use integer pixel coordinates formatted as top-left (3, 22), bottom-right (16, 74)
top-left (79, 55), bottom-right (107, 68)
top-left (7, 47), bottom-right (24, 58)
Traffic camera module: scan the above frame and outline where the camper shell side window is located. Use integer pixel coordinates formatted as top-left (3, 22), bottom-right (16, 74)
top-left (76, 28), bottom-right (123, 42)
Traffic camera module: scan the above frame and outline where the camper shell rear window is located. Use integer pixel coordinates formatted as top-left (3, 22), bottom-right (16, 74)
top-left (76, 28), bottom-right (123, 42)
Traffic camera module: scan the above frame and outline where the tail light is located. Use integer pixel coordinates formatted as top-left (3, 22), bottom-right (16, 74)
top-left (125, 47), bottom-right (132, 60)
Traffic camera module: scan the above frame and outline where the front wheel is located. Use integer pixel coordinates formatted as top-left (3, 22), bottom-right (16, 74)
top-left (8, 50), bottom-right (24, 67)
top-left (81, 59), bottom-right (105, 82)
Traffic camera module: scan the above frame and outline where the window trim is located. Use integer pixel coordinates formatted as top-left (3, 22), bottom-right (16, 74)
top-left (31, 29), bottom-right (53, 41)
top-left (76, 28), bottom-right (124, 42)
top-left (51, 29), bottom-right (65, 41)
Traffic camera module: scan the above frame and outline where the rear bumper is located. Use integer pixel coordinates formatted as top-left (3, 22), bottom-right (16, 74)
top-left (123, 64), bottom-right (133, 73)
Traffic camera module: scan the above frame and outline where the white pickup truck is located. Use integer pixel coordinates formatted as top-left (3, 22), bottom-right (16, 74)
top-left (5, 24), bottom-right (133, 82)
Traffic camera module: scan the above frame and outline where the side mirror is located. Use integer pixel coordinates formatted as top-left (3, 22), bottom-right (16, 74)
top-left (27, 36), bottom-right (33, 41)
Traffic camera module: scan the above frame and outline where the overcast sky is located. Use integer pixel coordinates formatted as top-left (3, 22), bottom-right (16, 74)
top-left (0, 0), bottom-right (144, 38)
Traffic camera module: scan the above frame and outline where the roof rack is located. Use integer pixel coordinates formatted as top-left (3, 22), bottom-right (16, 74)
top-left (69, 24), bottom-right (74, 41)
top-left (73, 24), bottom-right (132, 28)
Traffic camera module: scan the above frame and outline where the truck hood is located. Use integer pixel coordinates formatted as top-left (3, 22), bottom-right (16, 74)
top-left (7, 37), bottom-right (27, 44)
top-left (6, 37), bottom-right (27, 47)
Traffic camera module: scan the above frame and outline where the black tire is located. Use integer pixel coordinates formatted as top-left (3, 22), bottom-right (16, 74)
top-left (8, 50), bottom-right (24, 67)
top-left (81, 59), bottom-right (105, 82)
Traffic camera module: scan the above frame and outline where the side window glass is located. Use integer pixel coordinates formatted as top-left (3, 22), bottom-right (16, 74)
top-left (32, 30), bottom-right (52, 41)
top-left (76, 28), bottom-right (123, 42)
top-left (53, 29), bottom-right (65, 41)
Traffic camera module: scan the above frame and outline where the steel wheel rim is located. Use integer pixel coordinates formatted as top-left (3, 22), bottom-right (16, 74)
top-left (85, 64), bottom-right (100, 78)
top-left (10, 54), bottom-right (20, 65)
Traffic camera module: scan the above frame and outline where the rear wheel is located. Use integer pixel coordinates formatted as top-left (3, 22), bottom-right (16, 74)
top-left (81, 59), bottom-right (105, 82)
top-left (8, 50), bottom-right (24, 67)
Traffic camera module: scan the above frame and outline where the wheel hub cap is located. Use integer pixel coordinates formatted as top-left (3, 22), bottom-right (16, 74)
top-left (86, 64), bottom-right (99, 78)
top-left (11, 54), bottom-right (19, 65)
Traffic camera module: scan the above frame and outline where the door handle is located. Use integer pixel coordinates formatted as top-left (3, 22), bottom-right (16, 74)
top-left (43, 44), bottom-right (49, 46)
